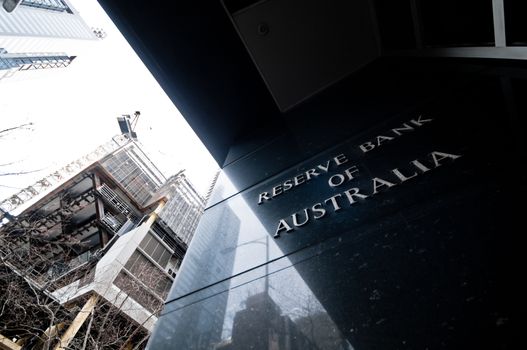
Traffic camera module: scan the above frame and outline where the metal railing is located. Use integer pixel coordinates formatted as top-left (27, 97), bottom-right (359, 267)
top-left (96, 184), bottom-right (138, 222)
top-left (100, 213), bottom-right (124, 235)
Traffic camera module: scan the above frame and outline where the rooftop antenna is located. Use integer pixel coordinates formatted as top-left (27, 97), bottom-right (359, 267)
top-left (116, 111), bottom-right (140, 141)
top-left (131, 111), bottom-right (141, 130)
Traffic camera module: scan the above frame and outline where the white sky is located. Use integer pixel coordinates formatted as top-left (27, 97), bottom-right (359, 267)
top-left (0, 0), bottom-right (219, 201)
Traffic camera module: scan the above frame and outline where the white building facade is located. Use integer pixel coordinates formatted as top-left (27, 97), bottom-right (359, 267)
top-left (0, 0), bottom-right (95, 40)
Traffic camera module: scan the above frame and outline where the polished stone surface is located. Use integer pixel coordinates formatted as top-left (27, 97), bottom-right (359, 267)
top-left (148, 61), bottom-right (523, 349)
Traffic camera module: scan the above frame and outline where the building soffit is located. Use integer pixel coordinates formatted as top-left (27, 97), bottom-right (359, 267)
top-left (97, 0), bottom-right (527, 166)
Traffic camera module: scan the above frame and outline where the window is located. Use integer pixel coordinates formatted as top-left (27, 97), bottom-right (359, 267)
top-left (20, 0), bottom-right (72, 13)
top-left (124, 250), bottom-right (173, 298)
top-left (139, 232), bottom-right (172, 268)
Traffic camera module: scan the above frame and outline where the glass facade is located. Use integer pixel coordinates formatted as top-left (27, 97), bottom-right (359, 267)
top-left (0, 49), bottom-right (75, 79)
top-left (20, 0), bottom-right (72, 13)
top-left (159, 175), bottom-right (205, 245)
top-left (101, 145), bottom-right (164, 206)
top-left (0, 0), bottom-right (95, 39)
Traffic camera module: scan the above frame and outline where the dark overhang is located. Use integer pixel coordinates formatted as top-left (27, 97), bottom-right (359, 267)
top-left (97, 0), bottom-right (527, 166)
top-left (97, 0), bottom-right (280, 164)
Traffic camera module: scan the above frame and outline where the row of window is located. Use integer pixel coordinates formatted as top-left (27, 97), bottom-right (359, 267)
top-left (102, 150), bottom-right (160, 205)
top-left (20, 0), bottom-right (72, 14)
top-left (0, 55), bottom-right (73, 71)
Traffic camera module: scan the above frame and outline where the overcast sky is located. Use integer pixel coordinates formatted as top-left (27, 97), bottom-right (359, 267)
top-left (0, 0), bottom-right (219, 201)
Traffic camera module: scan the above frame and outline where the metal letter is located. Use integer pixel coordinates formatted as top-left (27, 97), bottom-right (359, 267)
top-left (344, 166), bottom-right (359, 180)
top-left (411, 159), bottom-right (430, 173)
top-left (391, 168), bottom-right (418, 182)
top-left (294, 174), bottom-right (306, 186)
top-left (305, 168), bottom-right (319, 180)
top-left (410, 115), bottom-right (433, 126)
top-left (317, 160), bottom-right (331, 172)
top-left (334, 154), bottom-right (349, 166)
top-left (344, 188), bottom-right (368, 204)
top-left (283, 179), bottom-right (293, 191)
top-left (328, 174), bottom-right (345, 187)
top-left (272, 185), bottom-right (283, 197)
top-left (292, 208), bottom-right (310, 227)
top-left (376, 135), bottom-right (394, 146)
top-left (258, 192), bottom-right (271, 205)
top-left (312, 203), bottom-right (326, 219)
top-left (359, 141), bottom-right (375, 153)
top-left (324, 194), bottom-right (343, 211)
top-left (430, 151), bottom-right (462, 167)
top-left (274, 219), bottom-right (293, 238)
top-left (372, 177), bottom-right (396, 194)
top-left (391, 123), bottom-right (414, 136)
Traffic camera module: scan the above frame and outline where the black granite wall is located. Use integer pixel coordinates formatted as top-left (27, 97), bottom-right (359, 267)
top-left (148, 58), bottom-right (525, 350)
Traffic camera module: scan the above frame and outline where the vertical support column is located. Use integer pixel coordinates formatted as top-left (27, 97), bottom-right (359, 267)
top-left (146, 200), bottom-right (166, 226)
top-left (492, 0), bottom-right (506, 47)
top-left (92, 174), bottom-right (109, 246)
top-left (410, 0), bottom-right (424, 49)
top-left (54, 295), bottom-right (99, 350)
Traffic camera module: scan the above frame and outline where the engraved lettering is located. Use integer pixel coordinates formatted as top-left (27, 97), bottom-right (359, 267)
top-left (324, 194), bottom-right (343, 211)
top-left (334, 154), bottom-right (349, 166)
top-left (391, 123), bottom-right (414, 136)
top-left (317, 160), bottom-right (331, 172)
top-left (344, 166), bottom-right (359, 180)
top-left (292, 208), bottom-right (310, 227)
top-left (305, 168), bottom-right (319, 180)
top-left (372, 177), bottom-right (396, 194)
top-left (343, 188), bottom-right (368, 204)
top-left (360, 141), bottom-right (375, 153)
top-left (312, 203), bottom-right (326, 219)
top-left (376, 135), bottom-right (393, 146)
top-left (294, 174), bottom-right (306, 186)
top-left (430, 151), bottom-right (462, 167)
top-left (328, 174), bottom-right (345, 187)
top-left (258, 192), bottom-right (270, 205)
top-left (274, 219), bottom-right (293, 238)
top-left (411, 159), bottom-right (430, 173)
top-left (410, 115), bottom-right (433, 126)
top-left (391, 168), bottom-right (418, 182)
top-left (272, 185), bottom-right (283, 197)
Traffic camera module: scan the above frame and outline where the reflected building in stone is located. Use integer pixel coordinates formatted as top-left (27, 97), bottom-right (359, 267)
top-left (219, 292), bottom-right (319, 350)
top-left (154, 180), bottom-right (240, 350)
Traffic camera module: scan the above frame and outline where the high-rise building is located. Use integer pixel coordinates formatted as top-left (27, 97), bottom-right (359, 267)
top-left (0, 0), bottom-right (97, 83)
top-left (0, 132), bottom-right (205, 349)
top-left (98, 1), bottom-right (525, 349)
top-left (157, 174), bottom-right (205, 245)
top-left (0, 47), bottom-right (75, 81)
top-left (0, 0), bottom-right (95, 40)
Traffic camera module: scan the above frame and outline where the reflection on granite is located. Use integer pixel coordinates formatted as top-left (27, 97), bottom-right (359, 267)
top-left (150, 245), bottom-right (354, 350)
top-left (148, 67), bottom-right (522, 349)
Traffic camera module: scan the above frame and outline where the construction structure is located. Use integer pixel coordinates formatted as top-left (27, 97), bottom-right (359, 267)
top-left (0, 119), bottom-right (205, 349)
top-left (0, 48), bottom-right (75, 81)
